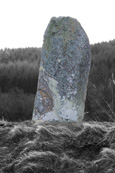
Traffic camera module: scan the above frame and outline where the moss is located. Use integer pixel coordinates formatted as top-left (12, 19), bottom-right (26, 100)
top-left (43, 17), bottom-right (77, 57)
top-left (43, 19), bottom-right (56, 55)
top-left (35, 17), bottom-right (91, 122)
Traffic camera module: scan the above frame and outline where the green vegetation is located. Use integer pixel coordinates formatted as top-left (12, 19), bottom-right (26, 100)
top-left (0, 40), bottom-right (115, 121)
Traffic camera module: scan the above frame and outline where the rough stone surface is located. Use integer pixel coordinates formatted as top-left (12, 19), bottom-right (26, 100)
top-left (32, 16), bottom-right (91, 121)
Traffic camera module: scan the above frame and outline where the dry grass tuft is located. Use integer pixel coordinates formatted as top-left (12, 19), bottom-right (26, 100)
top-left (0, 120), bottom-right (115, 172)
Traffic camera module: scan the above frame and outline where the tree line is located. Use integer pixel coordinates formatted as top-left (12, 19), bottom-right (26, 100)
top-left (85, 39), bottom-right (115, 121)
top-left (0, 40), bottom-right (115, 121)
top-left (0, 48), bottom-right (41, 121)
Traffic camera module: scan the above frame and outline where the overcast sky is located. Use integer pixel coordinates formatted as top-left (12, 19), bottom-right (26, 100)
top-left (0, 0), bottom-right (115, 49)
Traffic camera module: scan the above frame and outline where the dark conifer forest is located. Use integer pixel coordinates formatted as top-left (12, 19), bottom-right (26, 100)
top-left (0, 40), bottom-right (115, 122)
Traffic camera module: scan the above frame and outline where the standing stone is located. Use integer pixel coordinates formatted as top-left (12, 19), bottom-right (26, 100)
top-left (32, 16), bottom-right (91, 122)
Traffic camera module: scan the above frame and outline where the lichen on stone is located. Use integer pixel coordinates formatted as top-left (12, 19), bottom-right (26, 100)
top-left (32, 16), bottom-right (91, 122)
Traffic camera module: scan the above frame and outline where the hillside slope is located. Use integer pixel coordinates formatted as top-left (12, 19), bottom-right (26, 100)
top-left (0, 120), bottom-right (115, 173)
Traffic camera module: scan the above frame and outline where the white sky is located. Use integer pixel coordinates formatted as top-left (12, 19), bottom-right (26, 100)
top-left (0, 0), bottom-right (115, 49)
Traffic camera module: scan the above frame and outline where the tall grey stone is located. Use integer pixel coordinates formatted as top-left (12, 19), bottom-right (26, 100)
top-left (32, 16), bottom-right (91, 122)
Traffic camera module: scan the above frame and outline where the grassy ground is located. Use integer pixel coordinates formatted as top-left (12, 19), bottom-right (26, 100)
top-left (0, 120), bottom-right (115, 173)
